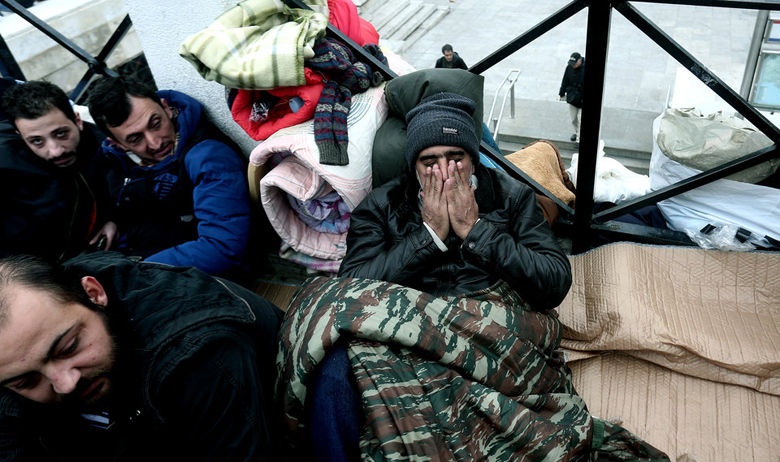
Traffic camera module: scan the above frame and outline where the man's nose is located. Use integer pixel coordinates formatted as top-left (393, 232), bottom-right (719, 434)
top-left (48, 142), bottom-right (66, 158)
top-left (47, 364), bottom-right (81, 395)
top-left (437, 158), bottom-right (451, 180)
top-left (146, 133), bottom-right (161, 150)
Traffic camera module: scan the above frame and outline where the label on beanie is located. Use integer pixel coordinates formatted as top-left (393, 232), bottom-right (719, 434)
top-left (442, 127), bottom-right (458, 134)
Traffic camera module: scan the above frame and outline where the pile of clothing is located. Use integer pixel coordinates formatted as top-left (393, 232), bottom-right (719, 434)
top-left (180, 0), bottom-right (408, 272)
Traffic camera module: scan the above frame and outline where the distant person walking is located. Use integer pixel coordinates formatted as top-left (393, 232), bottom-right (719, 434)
top-left (435, 44), bottom-right (468, 70)
top-left (558, 52), bottom-right (584, 146)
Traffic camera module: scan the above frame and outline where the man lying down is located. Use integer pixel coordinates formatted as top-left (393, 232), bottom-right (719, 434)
top-left (276, 93), bottom-right (670, 461)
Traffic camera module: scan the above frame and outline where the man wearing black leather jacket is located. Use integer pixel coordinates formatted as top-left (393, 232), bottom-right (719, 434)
top-left (0, 252), bottom-right (284, 461)
top-left (310, 93), bottom-right (571, 461)
top-left (339, 92), bottom-right (571, 309)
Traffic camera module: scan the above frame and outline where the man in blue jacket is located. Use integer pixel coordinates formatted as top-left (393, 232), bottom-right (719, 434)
top-left (86, 76), bottom-right (250, 276)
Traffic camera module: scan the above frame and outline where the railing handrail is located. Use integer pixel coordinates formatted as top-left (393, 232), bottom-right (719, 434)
top-left (3, 0), bottom-right (777, 253)
top-left (467, 0), bottom-right (780, 252)
top-left (486, 69), bottom-right (520, 143)
top-left (0, 0), bottom-right (131, 100)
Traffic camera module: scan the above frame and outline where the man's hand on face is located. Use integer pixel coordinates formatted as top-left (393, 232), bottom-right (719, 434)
top-left (445, 160), bottom-right (479, 240)
top-left (420, 164), bottom-right (450, 241)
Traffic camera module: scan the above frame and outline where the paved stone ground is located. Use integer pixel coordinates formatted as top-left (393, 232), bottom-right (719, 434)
top-left (377, 0), bottom-right (759, 159)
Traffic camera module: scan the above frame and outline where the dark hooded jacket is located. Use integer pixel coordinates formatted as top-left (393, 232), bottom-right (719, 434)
top-left (0, 252), bottom-right (284, 462)
top-left (559, 58), bottom-right (585, 108)
top-left (435, 51), bottom-right (468, 70)
top-left (0, 113), bottom-right (106, 262)
top-left (346, 69), bottom-right (571, 308)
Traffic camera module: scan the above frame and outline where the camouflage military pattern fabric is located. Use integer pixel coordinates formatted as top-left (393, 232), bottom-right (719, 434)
top-left (276, 276), bottom-right (669, 461)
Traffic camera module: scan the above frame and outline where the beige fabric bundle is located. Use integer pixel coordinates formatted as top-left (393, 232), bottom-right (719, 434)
top-left (504, 140), bottom-right (576, 208)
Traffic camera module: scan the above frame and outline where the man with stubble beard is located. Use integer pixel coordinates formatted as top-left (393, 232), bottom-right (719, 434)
top-left (0, 252), bottom-right (284, 461)
top-left (87, 76), bottom-right (251, 277)
top-left (0, 79), bottom-right (116, 262)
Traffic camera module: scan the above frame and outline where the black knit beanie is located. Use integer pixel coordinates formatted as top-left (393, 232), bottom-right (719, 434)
top-left (404, 92), bottom-right (480, 172)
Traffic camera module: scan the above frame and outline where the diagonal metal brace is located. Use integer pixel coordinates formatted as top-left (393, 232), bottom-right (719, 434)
top-left (616, 1), bottom-right (780, 142)
top-left (70, 15), bottom-right (132, 100)
top-left (594, 142), bottom-right (780, 223)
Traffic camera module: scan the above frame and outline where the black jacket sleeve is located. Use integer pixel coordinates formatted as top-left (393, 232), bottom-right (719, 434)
top-left (154, 336), bottom-right (277, 462)
top-left (338, 190), bottom-right (446, 287)
top-left (461, 181), bottom-right (572, 309)
top-left (0, 391), bottom-right (37, 462)
top-left (559, 65), bottom-right (571, 97)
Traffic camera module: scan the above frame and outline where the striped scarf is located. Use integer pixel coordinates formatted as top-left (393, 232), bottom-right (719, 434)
top-left (306, 37), bottom-right (387, 165)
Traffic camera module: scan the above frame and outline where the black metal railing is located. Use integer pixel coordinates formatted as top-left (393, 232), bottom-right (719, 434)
top-left (3, 0), bottom-right (777, 253)
top-left (469, 0), bottom-right (780, 252)
top-left (301, 0), bottom-right (780, 253)
top-left (0, 0), bottom-right (132, 101)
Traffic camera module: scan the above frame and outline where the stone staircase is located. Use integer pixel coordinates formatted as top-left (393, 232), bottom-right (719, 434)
top-left (352, 0), bottom-right (450, 54)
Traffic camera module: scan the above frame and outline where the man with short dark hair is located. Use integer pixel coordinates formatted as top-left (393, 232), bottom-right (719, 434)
top-left (86, 76), bottom-right (251, 276)
top-left (0, 252), bottom-right (284, 461)
top-left (0, 79), bottom-right (115, 262)
top-left (434, 44), bottom-right (468, 70)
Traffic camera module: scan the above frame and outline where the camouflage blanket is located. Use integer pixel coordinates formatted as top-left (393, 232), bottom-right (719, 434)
top-left (276, 277), bottom-right (669, 461)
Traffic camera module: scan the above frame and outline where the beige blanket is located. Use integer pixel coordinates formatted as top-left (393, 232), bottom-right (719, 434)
top-left (557, 243), bottom-right (780, 461)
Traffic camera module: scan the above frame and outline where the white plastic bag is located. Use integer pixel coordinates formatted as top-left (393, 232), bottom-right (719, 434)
top-left (567, 140), bottom-right (651, 204)
top-left (656, 107), bottom-right (777, 183)
top-left (650, 113), bottom-right (780, 248)
top-left (684, 225), bottom-right (755, 252)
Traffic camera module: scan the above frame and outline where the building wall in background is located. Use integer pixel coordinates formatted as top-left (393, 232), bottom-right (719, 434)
top-left (123, 0), bottom-right (256, 155)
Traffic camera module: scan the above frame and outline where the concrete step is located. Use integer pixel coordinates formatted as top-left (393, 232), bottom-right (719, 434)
top-left (366, 0), bottom-right (409, 32)
top-left (379, 38), bottom-right (406, 56)
top-left (399, 6), bottom-right (450, 53)
top-left (418, 5), bottom-right (450, 32)
top-left (379, 1), bottom-right (424, 39)
top-left (387, 3), bottom-right (435, 41)
top-left (350, 0), bottom-right (371, 16)
top-left (0, 0), bottom-right (142, 93)
top-left (352, 0), bottom-right (388, 21)
top-left (353, 0), bottom-right (450, 56)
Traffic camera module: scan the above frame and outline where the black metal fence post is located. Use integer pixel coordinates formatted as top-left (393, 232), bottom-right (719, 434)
top-left (572, 0), bottom-right (612, 254)
top-left (0, 33), bottom-right (24, 80)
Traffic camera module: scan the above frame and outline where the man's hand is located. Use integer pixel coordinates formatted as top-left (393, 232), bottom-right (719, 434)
top-left (420, 165), bottom-right (450, 240)
top-left (89, 220), bottom-right (119, 250)
top-left (444, 160), bottom-right (479, 240)
top-left (557, 94), bottom-right (565, 102)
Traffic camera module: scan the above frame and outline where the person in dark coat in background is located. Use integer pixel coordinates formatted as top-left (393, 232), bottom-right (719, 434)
top-left (558, 51), bottom-right (585, 147)
top-left (434, 44), bottom-right (468, 70)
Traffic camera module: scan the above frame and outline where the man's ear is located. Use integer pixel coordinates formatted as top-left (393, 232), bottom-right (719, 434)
top-left (160, 98), bottom-right (173, 119)
top-left (81, 276), bottom-right (108, 306)
top-left (74, 111), bottom-right (84, 131)
top-left (106, 137), bottom-right (129, 153)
